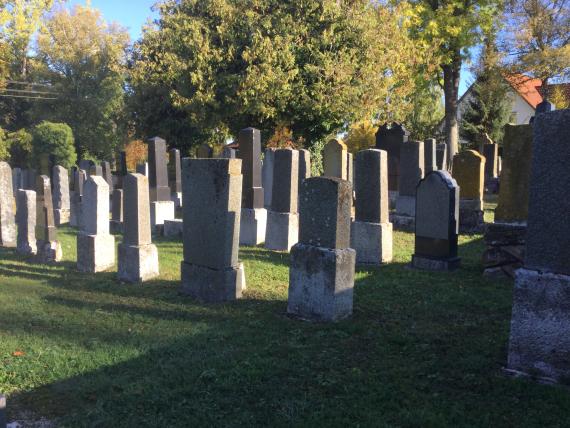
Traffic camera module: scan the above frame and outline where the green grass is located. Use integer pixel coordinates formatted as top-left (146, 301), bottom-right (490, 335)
top-left (1, 225), bottom-right (569, 427)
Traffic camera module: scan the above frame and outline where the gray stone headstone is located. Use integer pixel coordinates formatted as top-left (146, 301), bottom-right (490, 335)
top-left (220, 146), bottom-right (236, 159)
top-left (424, 138), bottom-right (437, 173)
top-left (196, 143), bottom-right (214, 158)
top-left (89, 164), bottom-right (102, 177)
top-left (101, 161), bottom-right (113, 193)
top-left (136, 162), bottom-right (149, 177)
top-left (322, 139), bottom-right (347, 179)
top-left (271, 149), bottom-right (299, 214)
top-left (168, 149), bottom-right (182, 194)
top-left (79, 160), bottom-right (95, 172)
top-left (436, 143), bottom-right (447, 171)
top-left (23, 168), bottom-right (37, 190)
top-left (111, 189), bottom-right (123, 222)
top-left (118, 151), bottom-right (128, 176)
top-left (346, 152), bottom-right (354, 184)
top-left (483, 143), bottom-right (498, 179)
top-left (35, 175), bottom-right (61, 265)
top-left (298, 149), bottom-right (311, 193)
top-left (398, 141), bottom-right (424, 197)
top-left (52, 165), bottom-right (70, 225)
top-left (0, 162), bottom-right (16, 247)
top-left (355, 149), bottom-right (388, 224)
top-left (16, 189), bottom-right (36, 255)
top-left (12, 167), bottom-right (22, 194)
top-left (375, 122), bottom-right (409, 191)
top-left (262, 148), bottom-right (276, 208)
top-left (147, 137), bottom-right (171, 202)
top-left (238, 128), bottom-right (264, 209)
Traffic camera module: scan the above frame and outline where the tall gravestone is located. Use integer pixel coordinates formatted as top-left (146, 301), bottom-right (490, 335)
top-left (412, 171), bottom-right (460, 270)
top-left (346, 152), bottom-right (354, 185)
top-left (507, 109), bottom-right (570, 383)
top-left (110, 188), bottom-right (123, 234)
top-left (118, 173), bottom-right (159, 282)
top-left (70, 168), bottom-right (86, 228)
top-left (288, 177), bottom-right (355, 322)
top-left (351, 149), bottom-right (393, 264)
top-left (168, 148), bottom-right (182, 207)
top-left (375, 122), bottom-right (409, 193)
top-left (262, 148), bottom-right (276, 209)
top-left (148, 137), bottom-right (175, 230)
top-left (436, 143), bottom-right (448, 171)
top-left (12, 167), bottom-right (22, 194)
top-left (23, 169), bottom-right (37, 190)
top-left (238, 127), bottom-right (266, 245)
top-left (117, 151), bottom-right (128, 188)
top-left (452, 150), bottom-right (485, 232)
top-left (393, 141), bottom-right (424, 230)
top-left (322, 139), bottom-right (347, 179)
top-left (77, 176), bottom-right (115, 272)
top-left (0, 162), bottom-right (16, 248)
top-left (298, 149), bottom-right (311, 195)
top-left (483, 143), bottom-right (498, 179)
top-left (424, 138), bottom-right (437, 173)
top-left (265, 149), bottom-right (299, 251)
top-left (16, 189), bottom-right (36, 255)
top-left (101, 161), bottom-right (114, 194)
top-left (35, 175), bottom-right (62, 262)
top-left (52, 165), bottom-right (70, 225)
top-left (180, 158), bottom-right (245, 302)
top-left (196, 143), bottom-right (214, 158)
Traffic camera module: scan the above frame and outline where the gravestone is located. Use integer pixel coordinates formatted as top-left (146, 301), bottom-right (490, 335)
top-left (0, 162), bottom-right (16, 248)
top-left (220, 146), bottom-right (236, 159)
top-left (69, 168), bottom-right (86, 228)
top-left (375, 122), bottom-right (409, 192)
top-left (148, 137), bottom-right (175, 230)
top-left (265, 149), bottom-right (299, 251)
top-left (117, 151), bottom-right (128, 188)
top-left (298, 149), bottom-right (311, 194)
top-left (118, 173), bottom-right (159, 282)
top-left (16, 189), bottom-right (36, 255)
top-left (412, 171), bottom-right (460, 270)
top-left (136, 162), bottom-right (148, 177)
top-left (346, 152), bottom-right (354, 185)
top-left (288, 177), bottom-right (355, 321)
top-left (110, 189), bottom-right (123, 234)
top-left (196, 143), bottom-right (214, 158)
top-left (180, 158), bottom-right (245, 302)
top-left (436, 143), bottom-right (447, 171)
top-left (322, 139), bottom-right (347, 179)
top-left (52, 165), bottom-right (70, 225)
top-left (452, 150), bottom-right (485, 232)
top-left (12, 167), bottom-right (22, 194)
top-left (483, 143), bottom-right (498, 179)
top-left (393, 141), bottom-right (424, 230)
top-left (238, 127), bottom-right (266, 245)
top-left (35, 175), bottom-right (62, 262)
top-left (78, 160), bottom-right (95, 172)
top-left (168, 148), bottom-right (182, 207)
top-left (77, 176), bottom-right (115, 272)
top-left (351, 149), bottom-right (393, 264)
top-left (424, 138), bottom-right (437, 173)
top-left (23, 168), bottom-right (37, 190)
top-left (89, 164), bottom-right (102, 177)
top-left (507, 109), bottom-right (570, 383)
top-left (262, 148), bottom-right (276, 209)
top-left (101, 161), bottom-right (114, 193)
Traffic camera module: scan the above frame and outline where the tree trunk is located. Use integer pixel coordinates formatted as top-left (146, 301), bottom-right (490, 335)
top-left (442, 51), bottom-right (461, 171)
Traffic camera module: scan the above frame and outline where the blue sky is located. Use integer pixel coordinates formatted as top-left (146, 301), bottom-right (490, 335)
top-left (68, 0), bottom-right (473, 96)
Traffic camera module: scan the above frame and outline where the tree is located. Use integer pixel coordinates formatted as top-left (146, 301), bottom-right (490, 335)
top-left (6, 128), bottom-right (32, 167)
top-left (31, 121), bottom-right (76, 168)
top-left (33, 4), bottom-right (130, 160)
top-left (344, 120), bottom-right (376, 153)
top-left (550, 85), bottom-right (570, 109)
top-left (500, 0), bottom-right (570, 98)
top-left (404, 82), bottom-right (445, 140)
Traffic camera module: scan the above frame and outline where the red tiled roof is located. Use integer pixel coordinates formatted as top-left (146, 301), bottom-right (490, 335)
top-left (504, 74), bottom-right (544, 109)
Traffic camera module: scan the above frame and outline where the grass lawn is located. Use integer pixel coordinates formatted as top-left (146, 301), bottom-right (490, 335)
top-left (1, 219), bottom-right (570, 426)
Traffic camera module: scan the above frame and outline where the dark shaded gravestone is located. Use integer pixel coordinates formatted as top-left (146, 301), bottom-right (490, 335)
top-left (168, 148), bottom-right (182, 207)
top-left (412, 171), bottom-right (460, 270)
top-left (287, 177), bottom-right (356, 322)
top-left (375, 122), bottom-right (409, 192)
top-left (393, 141), bottom-right (424, 230)
top-left (322, 139), bottom-right (347, 179)
top-left (136, 162), bottom-right (148, 177)
top-left (118, 151), bottom-right (128, 184)
top-left (35, 175), bottom-right (62, 263)
top-left (52, 165), bottom-right (70, 226)
top-left (238, 127), bottom-right (266, 245)
top-left (12, 167), bottom-right (22, 194)
top-left (147, 137), bottom-right (175, 229)
top-left (262, 148), bottom-right (276, 209)
top-left (196, 143), bottom-right (214, 158)
top-left (298, 149), bottom-right (311, 195)
top-left (110, 189), bottom-right (123, 234)
top-left (118, 173), bottom-right (159, 282)
top-left (23, 168), bottom-right (37, 190)
top-left (351, 149), bottom-right (393, 264)
top-left (507, 109), bottom-right (570, 383)
top-left (483, 143), bottom-right (498, 179)
top-left (452, 150), bottom-right (485, 232)
top-left (89, 164), bottom-right (102, 177)
top-left (424, 138), bottom-right (437, 173)
top-left (69, 168), bottom-right (86, 228)
top-left (265, 149), bottom-right (299, 251)
top-left (77, 176), bottom-right (115, 272)
top-left (101, 161), bottom-right (113, 193)
top-left (0, 162), bottom-right (16, 248)
top-left (436, 143), bottom-right (447, 171)
top-left (220, 146), bottom-right (236, 159)
top-left (78, 159), bottom-right (95, 173)
top-left (16, 189), bottom-right (36, 255)
top-left (180, 158), bottom-right (245, 302)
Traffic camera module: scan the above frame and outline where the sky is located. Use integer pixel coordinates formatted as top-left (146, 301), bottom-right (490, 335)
top-left (68, 0), bottom-right (474, 96)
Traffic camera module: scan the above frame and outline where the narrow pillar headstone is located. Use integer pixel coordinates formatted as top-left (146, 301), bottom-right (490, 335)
top-left (110, 189), bottom-right (123, 234)
top-left (322, 139), bottom-right (347, 179)
top-left (16, 189), bottom-right (36, 255)
top-left (77, 176), bottom-right (115, 272)
top-left (375, 122), bottom-right (409, 192)
top-left (69, 168), bottom-right (86, 228)
top-left (52, 165), bottom-right (70, 225)
top-left (23, 168), bottom-right (37, 190)
top-left (452, 150), bottom-right (485, 232)
top-left (288, 177), bottom-right (355, 321)
top-left (412, 171), bottom-right (460, 270)
top-left (12, 167), bottom-right (22, 194)
top-left (262, 148), bottom-right (276, 209)
top-left (265, 149), bottom-right (299, 251)
top-left (35, 175), bottom-right (62, 262)
top-left (118, 173), bottom-right (159, 282)
top-left (351, 149), bottom-right (393, 264)
top-left (238, 127), bottom-right (266, 245)
top-left (0, 162), bottom-right (16, 248)
top-left (168, 148), bottom-right (182, 207)
top-left (196, 143), bottom-right (214, 158)
top-left (101, 161), bottom-right (114, 194)
top-left (507, 109), bottom-right (570, 383)
top-left (180, 158), bottom-right (245, 302)
top-left (436, 143), bottom-right (448, 171)
top-left (118, 151), bottom-right (128, 187)
top-left (394, 141), bottom-right (424, 229)
top-left (148, 137), bottom-right (175, 229)
top-left (483, 143), bottom-right (498, 179)
top-left (346, 151), bottom-right (354, 185)
top-left (424, 138), bottom-right (437, 173)
top-left (298, 149), bottom-right (311, 192)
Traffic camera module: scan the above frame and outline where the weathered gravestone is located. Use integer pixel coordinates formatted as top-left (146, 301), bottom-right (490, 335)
top-left (238, 127), bottom-right (266, 245)
top-left (346, 152), bottom-right (354, 186)
top-left (110, 189), bottom-right (123, 234)
top-left (375, 122), bottom-right (409, 193)
top-left (52, 165), bottom-right (70, 225)
top-left (89, 164), bottom-right (102, 177)
top-left (322, 139), bottom-right (347, 179)
top-left (148, 137), bottom-right (175, 230)
top-left (351, 149), bottom-right (393, 264)
top-left (117, 151), bottom-right (128, 188)
top-left (507, 109), bottom-right (570, 383)
top-left (101, 161), bottom-right (114, 194)
top-left (452, 150), bottom-right (485, 232)
top-left (77, 176), bottom-right (115, 272)
top-left (16, 189), bottom-right (36, 255)
top-left (436, 143), bottom-right (447, 171)
top-left (196, 143), bottom-right (214, 158)
top-left (483, 143), bottom-right (499, 193)
top-left (411, 171), bottom-right (460, 270)
top-left (220, 146), bottom-right (236, 159)
top-left (298, 149), bottom-right (311, 195)
top-left (118, 173), bottom-right (159, 282)
top-left (69, 168), bottom-right (86, 228)
top-left (36, 175), bottom-right (62, 263)
top-left (12, 167), bottom-right (22, 194)
top-left (262, 148), bottom-right (276, 209)
top-left (265, 149), bottom-right (299, 251)
top-left (424, 138), bottom-right (437, 173)
top-left (393, 141), bottom-right (424, 230)
top-left (23, 168), bottom-right (37, 190)
top-left (0, 162), bottom-right (16, 248)
top-left (180, 158), bottom-right (245, 302)
top-left (483, 124), bottom-right (533, 279)
top-left (287, 177), bottom-right (355, 322)
top-left (168, 148), bottom-right (182, 207)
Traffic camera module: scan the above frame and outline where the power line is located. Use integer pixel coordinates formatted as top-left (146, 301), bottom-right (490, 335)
top-left (2, 88), bottom-right (58, 96)
top-left (0, 94), bottom-right (57, 100)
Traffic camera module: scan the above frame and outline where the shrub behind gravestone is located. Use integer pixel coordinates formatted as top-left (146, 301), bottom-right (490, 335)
top-left (7, 129), bottom-right (33, 168)
top-left (31, 121), bottom-right (77, 169)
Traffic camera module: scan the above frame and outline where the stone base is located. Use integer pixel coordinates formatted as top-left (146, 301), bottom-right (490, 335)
top-left (239, 208), bottom-right (267, 246)
top-left (110, 220), bottom-right (123, 234)
top-left (459, 200), bottom-right (484, 233)
top-left (395, 195), bottom-right (415, 217)
top-left (150, 200), bottom-right (175, 228)
top-left (163, 219), bottom-right (183, 238)
top-left (180, 261), bottom-right (244, 303)
top-left (482, 222), bottom-right (526, 279)
top-left (411, 254), bottom-right (460, 271)
top-left (389, 213), bottom-right (415, 232)
top-left (351, 221), bottom-right (393, 264)
top-left (507, 268), bottom-right (570, 383)
top-left (171, 192), bottom-right (182, 208)
top-left (265, 211), bottom-right (299, 251)
top-left (118, 243), bottom-right (159, 282)
top-left (77, 233), bottom-right (115, 273)
top-left (54, 209), bottom-right (70, 226)
top-left (287, 243), bottom-right (355, 322)
top-left (35, 240), bottom-right (62, 263)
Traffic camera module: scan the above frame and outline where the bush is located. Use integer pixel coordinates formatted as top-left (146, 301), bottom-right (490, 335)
top-left (124, 140), bottom-right (148, 172)
top-left (0, 128), bottom-right (8, 161)
top-left (7, 129), bottom-right (33, 168)
top-left (31, 122), bottom-right (77, 169)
